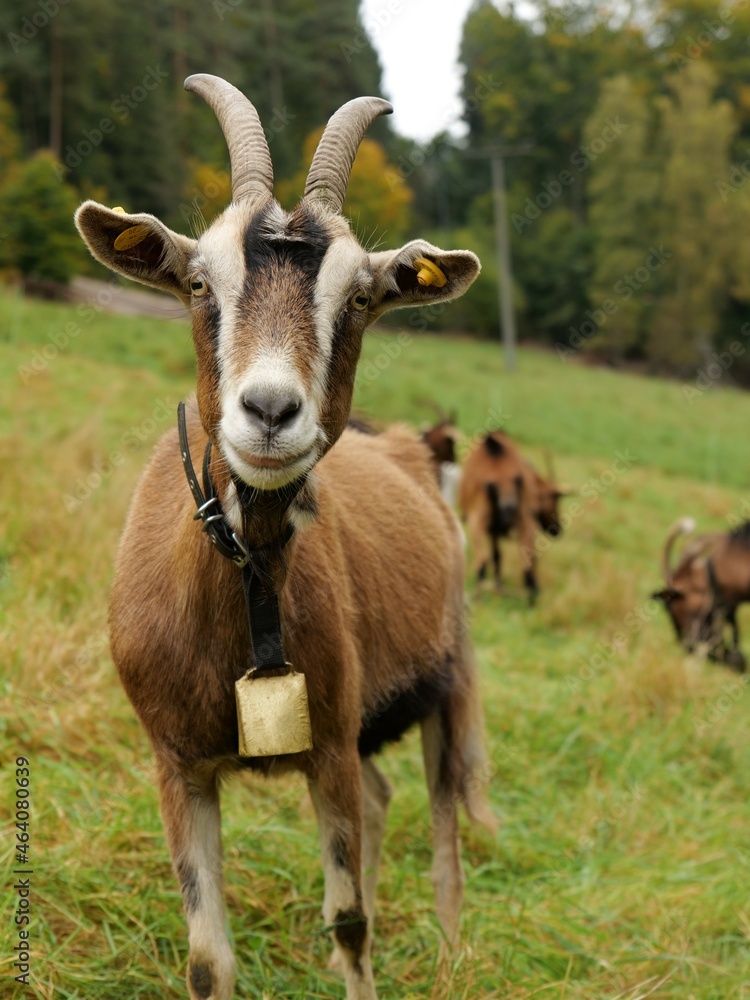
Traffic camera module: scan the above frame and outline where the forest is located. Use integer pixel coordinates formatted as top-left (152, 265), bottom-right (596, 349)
top-left (2, 0), bottom-right (750, 379)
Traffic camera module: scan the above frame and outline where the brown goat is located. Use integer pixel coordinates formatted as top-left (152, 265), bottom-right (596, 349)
top-left (420, 409), bottom-right (463, 507)
top-left (459, 431), bottom-right (564, 603)
top-left (420, 402), bottom-right (461, 468)
top-left (653, 517), bottom-right (749, 671)
top-left (75, 75), bottom-right (493, 1000)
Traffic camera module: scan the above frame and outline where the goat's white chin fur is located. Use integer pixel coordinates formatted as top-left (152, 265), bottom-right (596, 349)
top-left (221, 439), bottom-right (318, 491)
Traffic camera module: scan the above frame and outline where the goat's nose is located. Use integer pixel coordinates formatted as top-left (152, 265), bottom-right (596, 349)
top-left (240, 388), bottom-right (302, 434)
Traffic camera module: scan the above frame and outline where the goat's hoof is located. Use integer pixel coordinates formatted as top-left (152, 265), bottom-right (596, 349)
top-left (725, 649), bottom-right (747, 672)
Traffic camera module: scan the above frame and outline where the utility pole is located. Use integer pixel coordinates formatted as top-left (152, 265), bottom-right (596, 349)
top-left (467, 143), bottom-right (532, 371)
top-left (491, 151), bottom-right (516, 371)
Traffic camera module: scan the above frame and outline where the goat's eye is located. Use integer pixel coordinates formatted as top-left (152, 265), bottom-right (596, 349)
top-left (351, 290), bottom-right (370, 311)
top-left (190, 275), bottom-right (209, 297)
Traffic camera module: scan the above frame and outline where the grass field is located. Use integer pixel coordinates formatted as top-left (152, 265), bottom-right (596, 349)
top-left (2, 286), bottom-right (750, 999)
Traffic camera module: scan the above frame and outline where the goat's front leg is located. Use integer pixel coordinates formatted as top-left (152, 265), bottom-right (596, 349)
top-left (156, 760), bottom-right (234, 1000)
top-left (517, 510), bottom-right (539, 604)
top-left (490, 533), bottom-right (503, 589)
top-left (309, 751), bottom-right (378, 1000)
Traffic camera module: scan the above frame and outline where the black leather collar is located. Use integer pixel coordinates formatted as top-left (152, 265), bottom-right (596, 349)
top-left (177, 401), bottom-right (296, 675)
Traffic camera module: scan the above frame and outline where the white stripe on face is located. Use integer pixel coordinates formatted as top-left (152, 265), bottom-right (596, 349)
top-left (311, 233), bottom-right (370, 406)
top-left (193, 204), bottom-right (368, 488)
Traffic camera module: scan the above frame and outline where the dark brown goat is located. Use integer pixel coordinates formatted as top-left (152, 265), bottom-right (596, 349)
top-left (653, 517), bottom-right (750, 671)
top-left (458, 430), bottom-right (565, 602)
top-left (420, 403), bottom-right (461, 468)
top-left (420, 409), bottom-right (463, 507)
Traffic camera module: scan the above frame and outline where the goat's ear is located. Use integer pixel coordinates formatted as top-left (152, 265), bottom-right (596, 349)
top-left (367, 241), bottom-right (480, 317)
top-left (75, 201), bottom-right (196, 304)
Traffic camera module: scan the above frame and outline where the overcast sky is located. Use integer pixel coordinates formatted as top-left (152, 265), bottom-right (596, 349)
top-left (359, 0), bottom-right (478, 142)
top-left (359, 0), bottom-right (539, 142)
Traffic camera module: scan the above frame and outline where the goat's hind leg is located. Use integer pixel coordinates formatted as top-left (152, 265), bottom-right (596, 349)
top-left (420, 711), bottom-right (464, 948)
top-left (420, 641), bottom-right (495, 950)
top-left (156, 759), bottom-right (234, 1000)
top-left (361, 757), bottom-right (392, 928)
top-left (309, 750), bottom-right (378, 1000)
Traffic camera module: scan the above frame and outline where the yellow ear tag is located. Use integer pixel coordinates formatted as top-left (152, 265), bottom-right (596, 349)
top-left (413, 256), bottom-right (447, 288)
top-left (111, 206), bottom-right (127, 214)
top-left (114, 225), bottom-right (150, 252)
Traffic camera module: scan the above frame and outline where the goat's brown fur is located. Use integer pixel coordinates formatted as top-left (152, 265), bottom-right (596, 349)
top-left (76, 76), bottom-right (487, 1000)
top-left (458, 430), bottom-right (564, 602)
top-left (110, 403), bottom-right (494, 998)
top-left (654, 518), bottom-right (750, 671)
top-left (421, 420), bottom-right (461, 467)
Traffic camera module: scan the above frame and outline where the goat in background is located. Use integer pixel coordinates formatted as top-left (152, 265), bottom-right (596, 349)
top-left (653, 517), bottom-right (749, 671)
top-left (459, 430), bottom-right (565, 603)
top-left (420, 402), bottom-right (463, 507)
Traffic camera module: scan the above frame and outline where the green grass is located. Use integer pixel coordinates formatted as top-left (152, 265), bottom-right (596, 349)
top-left (2, 286), bottom-right (750, 999)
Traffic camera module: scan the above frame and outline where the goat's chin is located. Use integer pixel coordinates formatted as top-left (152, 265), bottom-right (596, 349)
top-left (223, 441), bottom-right (318, 492)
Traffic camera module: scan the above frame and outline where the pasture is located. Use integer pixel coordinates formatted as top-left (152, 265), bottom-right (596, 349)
top-left (2, 287), bottom-right (749, 999)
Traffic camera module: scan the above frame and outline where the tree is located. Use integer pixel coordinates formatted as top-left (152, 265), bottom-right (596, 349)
top-left (584, 75), bottom-right (660, 359)
top-left (277, 131), bottom-right (413, 246)
top-left (0, 151), bottom-right (83, 284)
top-left (0, 82), bottom-right (21, 185)
top-left (648, 62), bottom-right (736, 367)
top-left (0, 0), bottom-right (387, 224)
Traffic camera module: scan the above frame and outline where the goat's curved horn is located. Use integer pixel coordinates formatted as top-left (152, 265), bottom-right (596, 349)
top-left (304, 97), bottom-right (393, 213)
top-left (663, 517), bottom-right (696, 582)
top-left (184, 74), bottom-right (273, 205)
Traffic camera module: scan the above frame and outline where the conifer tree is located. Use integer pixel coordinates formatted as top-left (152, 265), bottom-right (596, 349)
top-left (584, 75), bottom-right (659, 359)
top-left (648, 62), bottom-right (735, 367)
